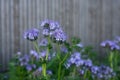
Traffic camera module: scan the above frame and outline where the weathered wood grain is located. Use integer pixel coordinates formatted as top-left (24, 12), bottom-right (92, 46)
top-left (0, 0), bottom-right (120, 71)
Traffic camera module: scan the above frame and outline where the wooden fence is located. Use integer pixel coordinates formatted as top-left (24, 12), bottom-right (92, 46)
top-left (0, 0), bottom-right (120, 71)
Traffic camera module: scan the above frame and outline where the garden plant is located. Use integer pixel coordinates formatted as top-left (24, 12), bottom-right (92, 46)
top-left (0, 20), bottom-right (120, 80)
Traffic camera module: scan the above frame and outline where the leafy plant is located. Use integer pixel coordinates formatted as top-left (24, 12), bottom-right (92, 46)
top-left (1, 20), bottom-right (117, 80)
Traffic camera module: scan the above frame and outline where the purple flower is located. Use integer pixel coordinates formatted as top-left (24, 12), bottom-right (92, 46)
top-left (115, 36), bottom-right (120, 43)
top-left (66, 52), bottom-right (83, 68)
top-left (49, 21), bottom-right (59, 30)
top-left (16, 52), bottom-right (21, 56)
top-left (41, 20), bottom-right (67, 43)
top-left (91, 66), bottom-right (99, 74)
top-left (111, 44), bottom-right (120, 50)
top-left (40, 20), bottom-right (50, 27)
top-left (52, 28), bottom-right (66, 42)
top-left (30, 50), bottom-right (38, 57)
top-left (37, 67), bottom-right (42, 72)
top-left (40, 51), bottom-right (47, 58)
top-left (41, 20), bottom-right (60, 37)
top-left (60, 46), bottom-right (68, 53)
top-left (100, 40), bottom-right (120, 50)
top-left (26, 65), bottom-right (32, 71)
top-left (42, 29), bottom-right (50, 36)
top-left (39, 38), bottom-right (48, 46)
top-left (75, 59), bottom-right (84, 67)
top-left (83, 59), bottom-right (93, 68)
top-left (32, 64), bottom-right (37, 69)
top-left (91, 65), bottom-right (115, 79)
top-left (24, 28), bottom-right (39, 41)
top-left (47, 70), bottom-right (53, 75)
top-left (41, 20), bottom-right (59, 30)
top-left (79, 70), bottom-right (85, 76)
top-left (26, 64), bottom-right (36, 71)
top-left (100, 40), bottom-right (114, 47)
top-left (19, 55), bottom-right (30, 66)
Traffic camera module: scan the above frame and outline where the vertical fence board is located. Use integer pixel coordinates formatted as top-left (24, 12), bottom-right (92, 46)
top-left (0, 0), bottom-right (120, 71)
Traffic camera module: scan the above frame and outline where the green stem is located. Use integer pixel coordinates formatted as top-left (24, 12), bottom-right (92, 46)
top-left (33, 41), bottom-right (43, 61)
top-left (46, 44), bottom-right (49, 61)
top-left (33, 41), bottom-right (47, 78)
top-left (46, 37), bottom-right (50, 60)
top-left (42, 63), bottom-right (46, 77)
top-left (57, 52), bottom-right (70, 80)
top-left (56, 44), bottom-right (61, 60)
top-left (72, 67), bottom-right (76, 79)
top-left (33, 41), bottom-right (40, 52)
top-left (114, 51), bottom-right (118, 70)
top-left (109, 52), bottom-right (113, 69)
top-left (83, 70), bottom-right (87, 79)
top-left (61, 52), bottom-right (69, 64)
top-left (58, 63), bottom-right (62, 80)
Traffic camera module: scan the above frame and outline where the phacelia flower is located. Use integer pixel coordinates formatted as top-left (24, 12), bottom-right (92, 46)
top-left (16, 52), bottom-right (21, 56)
top-left (60, 46), bottom-right (68, 53)
top-left (115, 36), bottom-right (120, 43)
top-left (39, 38), bottom-right (48, 46)
top-left (40, 50), bottom-right (47, 58)
top-left (42, 29), bottom-right (50, 36)
top-left (100, 40), bottom-right (120, 50)
top-left (19, 55), bottom-right (30, 66)
top-left (49, 21), bottom-right (59, 30)
top-left (79, 70), bottom-right (85, 76)
top-left (24, 28), bottom-right (39, 41)
top-left (110, 44), bottom-right (120, 50)
top-left (90, 66), bottom-right (99, 75)
top-left (41, 20), bottom-right (60, 37)
top-left (65, 52), bottom-right (84, 68)
top-left (41, 20), bottom-right (67, 43)
top-left (90, 65), bottom-right (115, 79)
top-left (47, 70), bottom-right (53, 75)
top-left (41, 20), bottom-right (59, 30)
top-left (26, 64), bottom-right (37, 71)
top-left (30, 50), bottom-right (39, 60)
top-left (100, 40), bottom-right (114, 47)
top-left (83, 59), bottom-right (93, 68)
top-left (40, 20), bottom-right (50, 27)
top-left (26, 64), bottom-right (32, 71)
top-left (51, 28), bottom-right (66, 43)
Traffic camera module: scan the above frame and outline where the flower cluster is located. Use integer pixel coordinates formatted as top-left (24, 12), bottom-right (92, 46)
top-left (14, 50), bottom-right (55, 80)
top-left (100, 36), bottom-right (120, 50)
top-left (90, 65), bottom-right (115, 79)
top-left (7, 20), bottom-right (118, 80)
top-left (24, 28), bottom-right (39, 41)
top-left (65, 52), bottom-right (115, 79)
top-left (32, 67), bottom-right (53, 77)
top-left (41, 20), bottom-right (66, 43)
top-left (16, 50), bottom-right (53, 72)
top-left (39, 38), bottom-right (48, 47)
top-left (17, 54), bottom-right (36, 71)
top-left (65, 52), bottom-right (92, 68)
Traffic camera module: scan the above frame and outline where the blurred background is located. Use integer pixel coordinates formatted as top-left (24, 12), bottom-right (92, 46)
top-left (0, 0), bottom-right (120, 71)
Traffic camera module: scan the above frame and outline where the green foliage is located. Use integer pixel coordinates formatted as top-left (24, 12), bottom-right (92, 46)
top-left (1, 20), bottom-right (119, 80)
